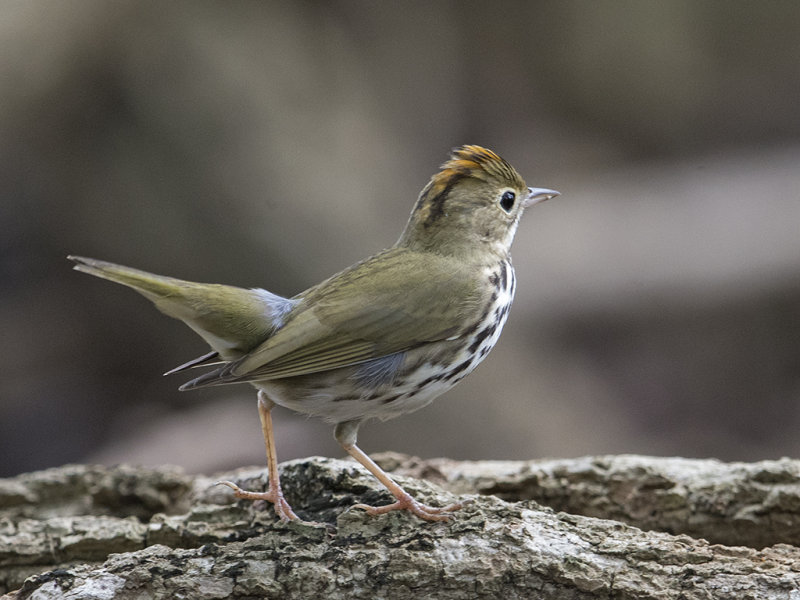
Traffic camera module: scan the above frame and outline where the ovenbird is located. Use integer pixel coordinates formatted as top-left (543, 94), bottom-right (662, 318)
top-left (68, 145), bottom-right (558, 522)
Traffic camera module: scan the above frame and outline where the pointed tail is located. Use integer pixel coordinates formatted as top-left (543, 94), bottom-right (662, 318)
top-left (68, 256), bottom-right (294, 360)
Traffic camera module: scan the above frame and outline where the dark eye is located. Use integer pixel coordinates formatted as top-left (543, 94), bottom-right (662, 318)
top-left (500, 190), bottom-right (516, 212)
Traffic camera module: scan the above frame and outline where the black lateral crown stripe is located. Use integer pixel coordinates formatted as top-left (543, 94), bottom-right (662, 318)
top-left (423, 174), bottom-right (464, 228)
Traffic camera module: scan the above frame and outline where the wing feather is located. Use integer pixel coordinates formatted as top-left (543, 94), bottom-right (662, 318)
top-left (181, 248), bottom-right (487, 388)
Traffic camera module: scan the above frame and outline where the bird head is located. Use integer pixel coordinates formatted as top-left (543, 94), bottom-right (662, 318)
top-left (397, 145), bottom-right (558, 259)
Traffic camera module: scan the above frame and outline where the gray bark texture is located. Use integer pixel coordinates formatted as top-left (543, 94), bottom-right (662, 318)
top-left (3, 454), bottom-right (800, 599)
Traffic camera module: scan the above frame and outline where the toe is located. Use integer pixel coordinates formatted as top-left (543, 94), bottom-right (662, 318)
top-left (352, 497), bottom-right (461, 522)
top-left (214, 481), bottom-right (300, 521)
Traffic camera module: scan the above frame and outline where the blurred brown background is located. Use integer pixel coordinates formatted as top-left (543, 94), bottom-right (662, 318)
top-left (2, 1), bottom-right (799, 477)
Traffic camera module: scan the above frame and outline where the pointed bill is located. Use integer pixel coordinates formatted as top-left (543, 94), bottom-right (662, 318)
top-left (523, 187), bottom-right (560, 208)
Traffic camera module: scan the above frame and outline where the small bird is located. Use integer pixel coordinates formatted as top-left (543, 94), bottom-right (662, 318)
top-left (68, 145), bottom-right (558, 522)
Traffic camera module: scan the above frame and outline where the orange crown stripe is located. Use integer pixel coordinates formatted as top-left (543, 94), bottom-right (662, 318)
top-left (430, 145), bottom-right (526, 191)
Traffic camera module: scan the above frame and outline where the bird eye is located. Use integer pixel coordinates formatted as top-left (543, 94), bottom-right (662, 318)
top-left (499, 190), bottom-right (516, 212)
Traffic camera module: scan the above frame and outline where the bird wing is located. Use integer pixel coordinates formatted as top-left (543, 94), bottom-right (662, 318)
top-left (180, 248), bottom-right (487, 388)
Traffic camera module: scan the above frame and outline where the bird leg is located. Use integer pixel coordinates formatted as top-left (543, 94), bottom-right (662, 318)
top-left (334, 421), bottom-right (462, 522)
top-left (216, 391), bottom-right (299, 522)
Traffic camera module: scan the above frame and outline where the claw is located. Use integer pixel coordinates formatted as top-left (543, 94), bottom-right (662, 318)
top-left (352, 496), bottom-right (463, 522)
top-left (214, 480), bottom-right (300, 522)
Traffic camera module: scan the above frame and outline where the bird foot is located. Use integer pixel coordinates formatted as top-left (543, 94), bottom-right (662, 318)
top-left (215, 480), bottom-right (300, 522)
top-left (352, 493), bottom-right (463, 522)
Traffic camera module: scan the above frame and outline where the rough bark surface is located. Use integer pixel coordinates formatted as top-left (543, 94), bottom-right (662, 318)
top-left (3, 454), bottom-right (800, 599)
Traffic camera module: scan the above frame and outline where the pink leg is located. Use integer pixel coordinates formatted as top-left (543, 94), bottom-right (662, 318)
top-left (335, 421), bottom-right (462, 522)
top-left (216, 391), bottom-right (299, 522)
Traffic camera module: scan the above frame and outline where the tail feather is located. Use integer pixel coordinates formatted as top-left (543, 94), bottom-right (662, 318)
top-left (67, 255), bottom-right (293, 360)
top-left (68, 255), bottom-right (184, 299)
top-left (163, 350), bottom-right (221, 376)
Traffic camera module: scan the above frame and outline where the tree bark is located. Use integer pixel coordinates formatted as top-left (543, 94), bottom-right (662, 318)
top-left (2, 455), bottom-right (800, 599)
